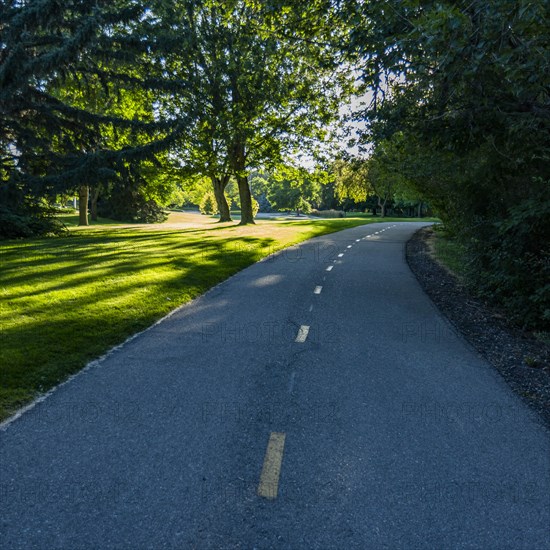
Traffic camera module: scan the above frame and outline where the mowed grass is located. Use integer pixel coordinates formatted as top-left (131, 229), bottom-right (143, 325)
top-left (0, 212), bottom-right (428, 421)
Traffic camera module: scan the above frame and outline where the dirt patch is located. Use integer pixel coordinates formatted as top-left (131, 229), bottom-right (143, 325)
top-left (407, 226), bottom-right (550, 430)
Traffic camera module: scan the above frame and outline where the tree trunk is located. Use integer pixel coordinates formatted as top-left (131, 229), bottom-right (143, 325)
top-left (211, 175), bottom-right (232, 222)
top-left (78, 185), bottom-right (89, 226)
top-left (90, 186), bottom-right (100, 221)
top-left (237, 173), bottom-right (255, 225)
top-left (231, 141), bottom-right (254, 225)
top-left (379, 198), bottom-right (386, 218)
top-left (417, 202), bottom-right (422, 218)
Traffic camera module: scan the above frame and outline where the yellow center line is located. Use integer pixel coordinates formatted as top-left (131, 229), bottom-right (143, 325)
top-left (258, 432), bottom-right (286, 499)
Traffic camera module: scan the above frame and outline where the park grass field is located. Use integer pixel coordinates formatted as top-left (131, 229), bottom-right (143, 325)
top-left (0, 211), bottom-right (437, 421)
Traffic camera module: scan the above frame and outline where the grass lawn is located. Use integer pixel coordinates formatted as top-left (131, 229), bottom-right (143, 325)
top-left (0, 212), bottom-right (435, 421)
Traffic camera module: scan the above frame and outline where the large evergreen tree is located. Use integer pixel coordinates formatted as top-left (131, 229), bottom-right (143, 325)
top-left (0, 0), bottom-right (165, 235)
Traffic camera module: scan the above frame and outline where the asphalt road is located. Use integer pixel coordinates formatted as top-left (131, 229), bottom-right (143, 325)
top-left (1, 222), bottom-right (549, 549)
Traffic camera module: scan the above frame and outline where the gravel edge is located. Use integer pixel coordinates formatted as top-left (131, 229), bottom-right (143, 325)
top-left (406, 226), bottom-right (550, 430)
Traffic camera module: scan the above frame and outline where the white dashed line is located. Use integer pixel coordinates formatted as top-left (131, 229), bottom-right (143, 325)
top-left (309, 304), bottom-right (313, 312)
top-left (347, 245), bottom-right (352, 249)
top-left (326, 265), bottom-right (333, 271)
top-left (295, 325), bottom-right (310, 343)
top-left (314, 286), bottom-right (322, 294)
top-left (356, 239), bottom-right (360, 242)
top-left (338, 253), bottom-right (344, 258)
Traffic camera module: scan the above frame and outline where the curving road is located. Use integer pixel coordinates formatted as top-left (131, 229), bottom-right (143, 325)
top-left (1, 222), bottom-right (549, 549)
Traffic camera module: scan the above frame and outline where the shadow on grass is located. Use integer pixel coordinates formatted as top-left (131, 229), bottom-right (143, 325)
top-left (0, 233), bottom-right (278, 420)
top-left (0, 216), bottom-right (400, 421)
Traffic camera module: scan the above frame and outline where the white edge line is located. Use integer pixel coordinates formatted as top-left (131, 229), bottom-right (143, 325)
top-left (1, 301), bottom-right (193, 431)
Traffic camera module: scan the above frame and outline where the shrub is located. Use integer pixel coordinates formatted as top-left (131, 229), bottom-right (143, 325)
top-left (199, 192), bottom-right (218, 215)
top-left (251, 197), bottom-right (259, 218)
top-left (0, 189), bottom-right (66, 239)
top-left (98, 188), bottom-right (167, 223)
top-left (0, 208), bottom-right (65, 239)
top-left (310, 209), bottom-right (345, 218)
top-left (461, 185), bottom-right (550, 330)
top-left (256, 193), bottom-right (272, 213)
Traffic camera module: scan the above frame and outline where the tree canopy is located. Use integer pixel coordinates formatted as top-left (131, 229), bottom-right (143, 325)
top-left (347, 0), bottom-right (549, 328)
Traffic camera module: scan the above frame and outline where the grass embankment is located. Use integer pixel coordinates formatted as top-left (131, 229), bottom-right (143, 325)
top-left (430, 226), bottom-right (468, 279)
top-left (0, 212), bottom-right (434, 421)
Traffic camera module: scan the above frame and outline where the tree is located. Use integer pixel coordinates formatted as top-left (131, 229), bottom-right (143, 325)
top-left (334, 134), bottom-right (427, 217)
top-left (199, 192), bottom-right (218, 216)
top-left (148, 0), bottom-right (350, 224)
top-left (347, 0), bottom-right (550, 328)
top-left (50, 69), bottom-right (163, 224)
top-left (266, 165), bottom-right (323, 216)
top-left (333, 158), bottom-right (371, 204)
top-left (0, 0), bottom-right (170, 235)
top-left (368, 137), bottom-right (413, 218)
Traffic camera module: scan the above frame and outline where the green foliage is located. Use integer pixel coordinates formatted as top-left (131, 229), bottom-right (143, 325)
top-left (98, 190), bottom-right (167, 224)
top-left (0, 0), bottom-right (166, 232)
top-left (266, 165), bottom-right (323, 213)
top-left (333, 159), bottom-right (370, 203)
top-left (251, 197), bottom-right (260, 218)
top-left (148, 0), bottom-right (351, 222)
top-left (97, 163), bottom-right (169, 223)
top-left (349, 0), bottom-right (549, 328)
top-left (0, 183), bottom-right (66, 239)
top-left (2, 0), bottom-right (353, 231)
top-left (333, 136), bottom-right (425, 217)
top-left (0, 204), bottom-right (66, 239)
top-left (466, 186), bottom-right (550, 329)
top-left (199, 192), bottom-right (218, 216)
top-left (311, 209), bottom-right (346, 218)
